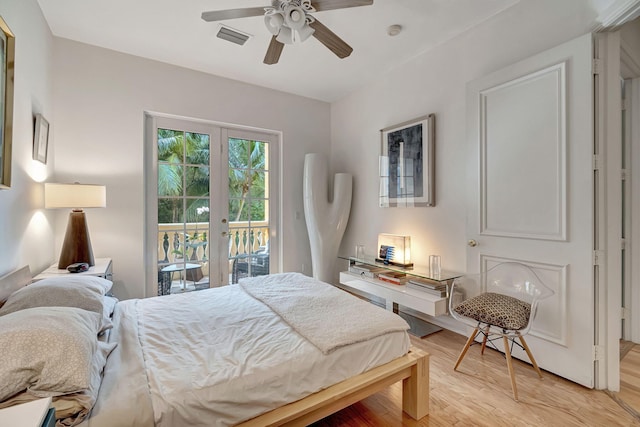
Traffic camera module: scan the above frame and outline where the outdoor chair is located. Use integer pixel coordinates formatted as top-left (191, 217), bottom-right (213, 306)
top-left (232, 245), bottom-right (269, 284)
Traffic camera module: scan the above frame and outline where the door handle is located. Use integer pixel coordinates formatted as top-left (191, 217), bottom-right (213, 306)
top-left (468, 239), bottom-right (478, 247)
top-left (221, 231), bottom-right (228, 237)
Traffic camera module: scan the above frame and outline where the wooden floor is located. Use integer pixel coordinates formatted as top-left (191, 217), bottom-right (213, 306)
top-left (310, 329), bottom-right (640, 427)
top-left (614, 342), bottom-right (640, 419)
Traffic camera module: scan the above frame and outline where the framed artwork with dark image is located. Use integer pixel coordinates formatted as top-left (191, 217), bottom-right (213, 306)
top-left (0, 16), bottom-right (15, 189)
top-left (379, 114), bottom-right (435, 207)
top-left (33, 114), bottom-right (49, 164)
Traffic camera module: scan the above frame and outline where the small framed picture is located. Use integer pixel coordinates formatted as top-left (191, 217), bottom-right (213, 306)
top-left (379, 114), bottom-right (435, 207)
top-left (0, 16), bottom-right (15, 189)
top-left (33, 113), bottom-right (49, 164)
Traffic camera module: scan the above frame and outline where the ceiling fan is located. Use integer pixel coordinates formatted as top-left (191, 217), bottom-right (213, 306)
top-left (201, 0), bottom-right (374, 65)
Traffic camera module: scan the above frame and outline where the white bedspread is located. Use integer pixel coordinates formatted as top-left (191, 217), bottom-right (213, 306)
top-left (240, 273), bottom-right (409, 354)
top-left (83, 274), bottom-right (409, 427)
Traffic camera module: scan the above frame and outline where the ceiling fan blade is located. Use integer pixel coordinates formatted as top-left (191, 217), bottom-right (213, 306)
top-left (312, 0), bottom-right (373, 12)
top-left (264, 36), bottom-right (285, 65)
top-left (309, 19), bottom-right (353, 59)
top-left (201, 7), bottom-right (266, 22)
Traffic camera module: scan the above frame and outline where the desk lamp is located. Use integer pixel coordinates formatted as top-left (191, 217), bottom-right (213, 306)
top-left (376, 233), bottom-right (412, 268)
top-left (45, 183), bottom-right (106, 269)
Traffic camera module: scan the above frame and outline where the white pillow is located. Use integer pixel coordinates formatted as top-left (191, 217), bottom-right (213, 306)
top-left (34, 275), bottom-right (113, 295)
top-left (0, 307), bottom-right (101, 401)
top-left (0, 281), bottom-right (104, 318)
top-left (0, 277), bottom-right (116, 333)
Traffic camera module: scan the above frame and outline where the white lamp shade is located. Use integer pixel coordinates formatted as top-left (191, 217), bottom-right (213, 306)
top-left (284, 6), bottom-right (306, 30)
top-left (45, 183), bottom-right (106, 209)
top-left (276, 25), bottom-right (294, 44)
top-left (297, 24), bottom-right (315, 42)
top-left (264, 13), bottom-right (283, 35)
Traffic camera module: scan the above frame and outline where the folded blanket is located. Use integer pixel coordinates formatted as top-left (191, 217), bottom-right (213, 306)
top-left (239, 272), bottom-right (409, 354)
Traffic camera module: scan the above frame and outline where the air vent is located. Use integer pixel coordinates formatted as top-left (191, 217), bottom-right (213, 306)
top-left (217, 25), bottom-right (251, 46)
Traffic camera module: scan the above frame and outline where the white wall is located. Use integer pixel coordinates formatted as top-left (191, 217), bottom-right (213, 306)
top-left (52, 39), bottom-right (330, 299)
top-left (620, 16), bottom-right (640, 67)
top-left (331, 0), bottom-right (606, 278)
top-left (0, 0), bottom-right (55, 278)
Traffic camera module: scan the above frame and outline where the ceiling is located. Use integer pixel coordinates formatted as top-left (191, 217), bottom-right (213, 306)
top-left (35, 0), bottom-right (613, 103)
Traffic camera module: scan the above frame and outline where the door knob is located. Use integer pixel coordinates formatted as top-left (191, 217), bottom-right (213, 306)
top-left (221, 231), bottom-right (228, 237)
top-left (468, 239), bottom-right (478, 247)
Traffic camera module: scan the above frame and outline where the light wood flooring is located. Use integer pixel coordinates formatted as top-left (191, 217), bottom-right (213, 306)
top-left (611, 342), bottom-right (640, 420)
top-left (310, 329), bottom-right (640, 426)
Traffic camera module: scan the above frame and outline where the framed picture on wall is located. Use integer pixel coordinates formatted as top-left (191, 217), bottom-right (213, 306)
top-left (0, 16), bottom-right (15, 189)
top-left (379, 113), bottom-right (435, 207)
top-left (33, 114), bottom-right (49, 164)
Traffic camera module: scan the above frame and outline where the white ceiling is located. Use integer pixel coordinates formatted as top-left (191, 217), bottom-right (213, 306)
top-left (36, 0), bottom-right (618, 102)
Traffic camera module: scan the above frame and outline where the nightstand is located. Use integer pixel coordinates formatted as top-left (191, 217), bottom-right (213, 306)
top-left (0, 397), bottom-right (55, 427)
top-left (32, 258), bottom-right (113, 282)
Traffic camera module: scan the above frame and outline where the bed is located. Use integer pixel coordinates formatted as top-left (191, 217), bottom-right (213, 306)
top-left (0, 266), bottom-right (429, 426)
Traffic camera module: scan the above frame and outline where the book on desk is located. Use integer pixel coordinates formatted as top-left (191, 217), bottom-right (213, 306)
top-left (377, 271), bottom-right (409, 285)
top-left (407, 277), bottom-right (448, 297)
top-left (348, 264), bottom-right (388, 278)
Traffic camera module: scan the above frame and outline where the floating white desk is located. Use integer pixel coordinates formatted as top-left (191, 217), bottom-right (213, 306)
top-left (337, 256), bottom-right (462, 318)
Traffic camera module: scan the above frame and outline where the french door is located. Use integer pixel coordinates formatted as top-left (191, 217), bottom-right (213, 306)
top-left (145, 114), bottom-right (278, 297)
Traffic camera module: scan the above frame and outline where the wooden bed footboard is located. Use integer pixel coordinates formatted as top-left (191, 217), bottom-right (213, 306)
top-left (237, 347), bottom-right (429, 426)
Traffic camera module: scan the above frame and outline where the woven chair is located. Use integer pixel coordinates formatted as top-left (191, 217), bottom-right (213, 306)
top-left (449, 262), bottom-right (554, 401)
top-left (231, 245), bottom-right (269, 284)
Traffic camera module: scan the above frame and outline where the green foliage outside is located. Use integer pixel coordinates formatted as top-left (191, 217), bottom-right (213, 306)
top-left (228, 138), bottom-right (266, 222)
top-left (157, 130), bottom-right (266, 225)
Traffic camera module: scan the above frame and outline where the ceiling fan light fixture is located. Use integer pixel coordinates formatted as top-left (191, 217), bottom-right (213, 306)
top-left (297, 23), bottom-right (315, 42)
top-left (265, 13), bottom-right (284, 35)
top-left (284, 6), bottom-right (306, 30)
top-left (203, 0), bottom-right (372, 65)
top-left (276, 25), bottom-right (294, 44)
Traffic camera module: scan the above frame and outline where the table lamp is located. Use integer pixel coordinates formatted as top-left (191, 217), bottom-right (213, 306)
top-left (376, 233), bottom-right (412, 268)
top-left (45, 183), bottom-right (106, 269)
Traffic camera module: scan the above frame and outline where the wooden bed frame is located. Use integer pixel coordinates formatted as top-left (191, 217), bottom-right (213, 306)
top-left (238, 347), bottom-right (429, 426)
top-left (0, 266), bottom-right (430, 425)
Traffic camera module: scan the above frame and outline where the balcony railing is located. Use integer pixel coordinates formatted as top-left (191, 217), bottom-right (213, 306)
top-left (157, 221), bottom-right (270, 277)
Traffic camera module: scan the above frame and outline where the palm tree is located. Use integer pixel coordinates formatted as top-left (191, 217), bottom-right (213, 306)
top-left (228, 138), bottom-right (266, 222)
top-left (157, 132), bottom-right (267, 224)
top-left (157, 129), bottom-right (210, 223)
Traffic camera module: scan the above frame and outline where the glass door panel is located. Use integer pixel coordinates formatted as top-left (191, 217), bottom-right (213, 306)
top-left (157, 127), bottom-right (212, 295)
top-left (228, 135), bottom-right (271, 284)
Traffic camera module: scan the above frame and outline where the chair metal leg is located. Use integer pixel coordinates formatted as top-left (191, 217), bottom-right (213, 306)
top-left (454, 327), bottom-right (478, 371)
top-left (519, 336), bottom-right (543, 379)
top-left (503, 336), bottom-right (518, 401)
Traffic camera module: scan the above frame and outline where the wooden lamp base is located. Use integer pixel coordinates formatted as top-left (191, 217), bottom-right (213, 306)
top-left (57, 209), bottom-right (95, 269)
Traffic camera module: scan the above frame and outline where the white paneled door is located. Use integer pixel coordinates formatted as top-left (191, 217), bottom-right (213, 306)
top-left (466, 34), bottom-right (594, 387)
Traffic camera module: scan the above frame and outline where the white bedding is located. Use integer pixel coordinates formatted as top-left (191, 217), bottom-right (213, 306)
top-left (240, 273), bottom-right (410, 354)
top-left (82, 274), bottom-right (410, 427)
